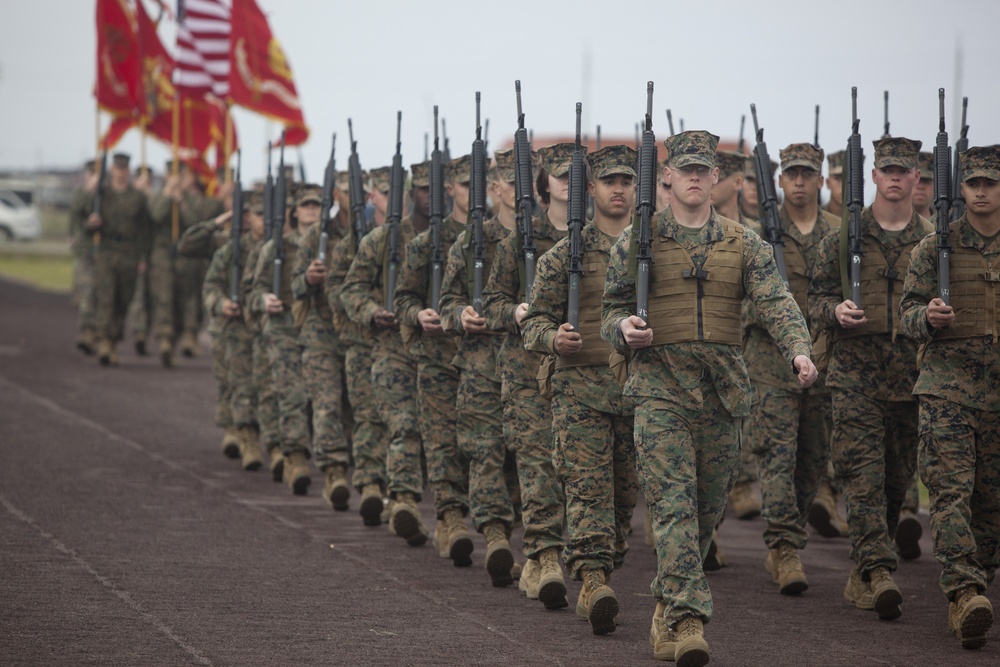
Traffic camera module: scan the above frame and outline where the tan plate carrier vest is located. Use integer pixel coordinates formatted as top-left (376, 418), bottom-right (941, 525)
top-left (934, 224), bottom-right (1000, 342)
top-left (837, 233), bottom-right (920, 341)
top-left (556, 247), bottom-right (612, 369)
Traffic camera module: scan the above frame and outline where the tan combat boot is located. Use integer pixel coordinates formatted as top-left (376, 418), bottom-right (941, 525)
top-left (519, 558), bottom-right (541, 599)
top-left (576, 569), bottom-right (617, 635)
top-left (482, 522), bottom-right (514, 588)
top-left (284, 451), bottom-right (311, 495)
top-left (321, 465), bottom-right (350, 511)
top-left (869, 567), bottom-right (903, 620)
top-left (728, 481), bottom-right (761, 520)
top-left (159, 338), bottom-right (173, 368)
top-left (359, 483), bottom-right (385, 527)
top-left (764, 543), bottom-right (809, 595)
top-left (221, 427), bottom-right (240, 459)
top-left (674, 616), bottom-right (710, 667)
top-left (389, 492), bottom-right (428, 546)
top-left (432, 520), bottom-right (449, 557)
top-left (510, 560), bottom-right (522, 581)
top-left (649, 601), bottom-right (676, 661)
top-left (97, 339), bottom-right (113, 366)
top-left (443, 508), bottom-right (473, 567)
top-left (537, 547), bottom-right (568, 611)
top-left (180, 331), bottom-right (199, 358)
top-left (238, 426), bottom-right (263, 471)
top-left (948, 587), bottom-right (993, 650)
top-left (267, 446), bottom-right (284, 482)
top-left (843, 565), bottom-right (874, 610)
top-left (895, 510), bottom-right (922, 560)
top-left (703, 529), bottom-right (727, 571)
top-left (76, 328), bottom-right (96, 355)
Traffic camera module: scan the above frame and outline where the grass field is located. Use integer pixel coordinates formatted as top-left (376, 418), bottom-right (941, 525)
top-left (0, 255), bottom-right (74, 293)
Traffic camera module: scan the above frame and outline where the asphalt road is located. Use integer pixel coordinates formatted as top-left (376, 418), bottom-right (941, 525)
top-left (0, 277), bottom-right (995, 666)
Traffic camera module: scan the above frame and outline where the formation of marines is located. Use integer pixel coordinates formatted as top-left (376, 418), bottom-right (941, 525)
top-left (66, 83), bottom-right (1000, 664)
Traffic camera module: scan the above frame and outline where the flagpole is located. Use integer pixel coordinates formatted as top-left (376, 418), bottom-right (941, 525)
top-left (171, 90), bottom-right (180, 244)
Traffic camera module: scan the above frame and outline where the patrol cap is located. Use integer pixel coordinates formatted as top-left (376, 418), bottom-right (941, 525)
top-left (714, 150), bottom-right (746, 179)
top-left (664, 131), bottom-right (719, 169)
top-left (780, 143), bottom-right (824, 172)
top-left (917, 151), bottom-right (934, 179)
top-left (873, 137), bottom-right (922, 170)
top-left (247, 190), bottom-right (265, 215)
top-left (410, 161), bottom-right (431, 188)
top-left (827, 150), bottom-right (845, 176)
top-left (296, 184), bottom-right (323, 206)
top-left (369, 166), bottom-right (393, 194)
top-left (112, 153), bottom-right (131, 168)
top-left (335, 170), bottom-right (371, 194)
top-left (494, 148), bottom-right (517, 183)
top-left (240, 189), bottom-right (254, 212)
top-left (960, 145), bottom-right (1000, 182)
top-left (538, 143), bottom-right (576, 178)
top-left (446, 154), bottom-right (472, 184)
top-left (587, 145), bottom-right (636, 180)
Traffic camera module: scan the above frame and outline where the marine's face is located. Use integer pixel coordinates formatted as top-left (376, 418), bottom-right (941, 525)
top-left (710, 173), bottom-right (743, 207)
top-left (827, 173), bottom-right (843, 203)
top-left (872, 166), bottom-right (918, 202)
top-left (779, 167), bottom-right (822, 207)
top-left (666, 164), bottom-right (718, 208)
top-left (548, 174), bottom-right (570, 204)
top-left (912, 177), bottom-right (933, 209)
top-left (491, 178), bottom-right (516, 211)
top-left (446, 180), bottom-right (470, 215)
top-left (963, 177), bottom-right (1000, 216)
top-left (296, 200), bottom-right (321, 227)
top-left (411, 186), bottom-right (431, 217)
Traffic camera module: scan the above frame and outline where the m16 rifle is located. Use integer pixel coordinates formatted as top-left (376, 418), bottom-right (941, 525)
top-left (514, 80), bottom-right (537, 301)
top-left (272, 132), bottom-right (287, 297)
top-left (429, 106), bottom-right (445, 311)
top-left (750, 104), bottom-right (789, 286)
top-left (230, 149), bottom-right (243, 302)
top-left (846, 87), bottom-right (865, 310)
top-left (635, 82), bottom-right (657, 322)
top-left (951, 97), bottom-right (969, 221)
top-left (566, 103), bottom-right (586, 331)
top-left (470, 93), bottom-right (487, 314)
top-left (316, 133), bottom-right (336, 263)
top-left (933, 89), bottom-right (953, 305)
top-left (347, 119), bottom-right (368, 249)
top-left (384, 111), bottom-right (404, 312)
top-left (883, 90), bottom-right (891, 139)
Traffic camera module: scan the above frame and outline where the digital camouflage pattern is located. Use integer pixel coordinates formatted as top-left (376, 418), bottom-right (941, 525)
top-left (587, 145), bottom-right (635, 179)
top-left (409, 161), bottom-right (430, 188)
top-left (522, 223), bottom-right (638, 578)
top-left (241, 239), bottom-right (280, 451)
top-left (714, 150), bottom-right (746, 180)
top-left (917, 151), bottom-right (934, 180)
top-left (827, 150), bottom-right (845, 176)
top-left (872, 137), bottom-right (922, 170)
top-left (439, 219), bottom-right (514, 531)
top-left (537, 142), bottom-right (576, 178)
top-left (446, 154), bottom-right (472, 183)
top-left (368, 167), bottom-right (392, 194)
top-left (341, 217), bottom-right (423, 500)
top-left (664, 131), bottom-right (719, 169)
top-left (779, 143), bottom-right (824, 172)
top-left (808, 207), bottom-right (931, 579)
top-left (482, 212), bottom-right (567, 560)
top-left (961, 145), bottom-right (1000, 182)
top-left (601, 207), bottom-right (812, 626)
top-left (899, 215), bottom-right (1000, 600)
top-left (394, 215), bottom-right (468, 517)
top-left (69, 187), bottom-right (97, 335)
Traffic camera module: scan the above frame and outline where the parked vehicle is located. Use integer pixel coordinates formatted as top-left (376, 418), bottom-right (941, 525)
top-left (0, 189), bottom-right (42, 241)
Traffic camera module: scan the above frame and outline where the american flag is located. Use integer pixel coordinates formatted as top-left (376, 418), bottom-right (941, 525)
top-left (174, 0), bottom-right (231, 98)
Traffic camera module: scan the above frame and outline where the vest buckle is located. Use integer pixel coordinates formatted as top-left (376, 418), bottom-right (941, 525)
top-left (984, 271), bottom-right (1000, 283)
top-left (683, 268), bottom-right (709, 281)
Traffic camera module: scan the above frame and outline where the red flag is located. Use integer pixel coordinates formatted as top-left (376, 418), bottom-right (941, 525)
top-left (95, 0), bottom-right (140, 117)
top-left (102, 115), bottom-right (135, 150)
top-left (175, 0), bottom-right (232, 99)
top-left (228, 0), bottom-right (309, 146)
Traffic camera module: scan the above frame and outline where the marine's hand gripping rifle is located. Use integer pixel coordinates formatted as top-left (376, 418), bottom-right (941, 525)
top-left (566, 103), bottom-right (586, 331)
top-left (934, 89), bottom-right (953, 305)
top-left (635, 82), bottom-right (657, 322)
top-left (514, 80), bottom-right (537, 301)
top-left (384, 112), bottom-right (404, 312)
top-left (429, 106), bottom-right (445, 311)
top-left (750, 104), bottom-right (789, 287)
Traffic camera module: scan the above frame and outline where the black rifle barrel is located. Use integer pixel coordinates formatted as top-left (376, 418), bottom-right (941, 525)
top-left (347, 119), bottom-right (368, 250)
top-left (847, 87), bottom-right (865, 310)
top-left (666, 109), bottom-right (674, 137)
top-left (951, 97), bottom-right (969, 221)
top-left (814, 105), bottom-right (820, 148)
top-left (429, 105), bottom-right (445, 311)
top-left (750, 103), bottom-right (788, 286)
top-left (635, 81), bottom-right (656, 321)
top-left (317, 132), bottom-right (336, 263)
top-left (567, 102), bottom-right (586, 330)
top-left (934, 88), bottom-right (953, 305)
top-left (883, 90), bottom-right (890, 138)
top-left (272, 132), bottom-right (287, 297)
top-left (471, 92), bottom-right (487, 314)
top-left (514, 80), bottom-right (537, 301)
top-left (385, 111), bottom-right (404, 312)
top-left (738, 114), bottom-right (746, 154)
top-left (230, 149), bottom-right (243, 302)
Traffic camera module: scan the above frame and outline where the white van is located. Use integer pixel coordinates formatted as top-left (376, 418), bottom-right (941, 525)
top-left (0, 189), bottom-right (42, 241)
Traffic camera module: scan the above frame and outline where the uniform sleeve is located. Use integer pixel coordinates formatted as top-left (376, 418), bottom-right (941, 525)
top-left (898, 234), bottom-right (937, 341)
top-left (202, 243), bottom-right (230, 318)
top-left (439, 231), bottom-right (470, 334)
top-left (176, 219), bottom-right (220, 258)
top-left (394, 235), bottom-right (429, 328)
top-left (249, 241), bottom-right (275, 316)
top-left (481, 234), bottom-right (521, 334)
top-left (522, 242), bottom-right (568, 355)
top-left (600, 229), bottom-right (635, 354)
top-left (340, 230), bottom-right (383, 328)
top-left (290, 225), bottom-right (317, 301)
top-left (325, 236), bottom-right (351, 314)
top-left (742, 227), bottom-right (812, 364)
top-left (808, 230), bottom-right (843, 329)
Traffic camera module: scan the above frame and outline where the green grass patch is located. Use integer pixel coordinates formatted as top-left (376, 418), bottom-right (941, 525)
top-left (0, 254), bottom-right (74, 293)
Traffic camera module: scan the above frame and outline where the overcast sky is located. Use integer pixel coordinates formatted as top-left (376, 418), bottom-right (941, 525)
top-left (1, 0), bottom-right (997, 182)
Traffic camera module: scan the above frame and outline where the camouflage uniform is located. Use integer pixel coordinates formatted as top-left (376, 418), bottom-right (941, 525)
top-left (522, 219), bottom-right (638, 578)
top-left (69, 182), bottom-right (97, 341)
top-left (601, 131), bottom-right (813, 628)
top-left (242, 239), bottom-right (281, 454)
top-left (808, 138), bottom-right (933, 582)
top-left (340, 211), bottom-right (424, 500)
top-left (291, 210), bottom-right (351, 472)
top-left (898, 147), bottom-right (1000, 605)
top-left (744, 144), bottom-right (840, 551)
top-left (394, 211), bottom-right (467, 517)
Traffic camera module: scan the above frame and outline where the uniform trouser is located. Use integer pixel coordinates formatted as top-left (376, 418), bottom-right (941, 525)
top-left (174, 256), bottom-right (208, 339)
top-left (372, 348), bottom-right (423, 500)
top-left (301, 325), bottom-right (350, 470)
top-left (223, 319), bottom-right (256, 428)
top-left (735, 418), bottom-right (759, 485)
top-left (345, 345), bottom-right (387, 490)
top-left (458, 369), bottom-right (514, 532)
top-left (263, 315), bottom-right (310, 457)
top-left (74, 249), bottom-right (96, 333)
top-left (93, 251), bottom-right (139, 343)
top-left (552, 391), bottom-right (637, 579)
top-left (902, 470), bottom-right (921, 515)
top-left (505, 385), bottom-right (565, 560)
top-left (919, 395), bottom-right (1000, 600)
top-left (149, 244), bottom-right (175, 342)
top-left (418, 357), bottom-right (468, 517)
top-left (750, 384), bottom-right (831, 549)
top-left (830, 388), bottom-right (918, 578)
top-left (127, 262), bottom-right (150, 337)
top-left (211, 329), bottom-right (232, 428)
top-left (252, 334), bottom-right (280, 450)
top-left (635, 381), bottom-right (740, 627)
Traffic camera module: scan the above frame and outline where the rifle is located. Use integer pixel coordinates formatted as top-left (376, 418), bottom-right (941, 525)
top-left (441, 116), bottom-right (453, 215)
top-left (429, 106), bottom-right (445, 311)
top-left (317, 133), bottom-right (336, 263)
top-left (883, 90), bottom-right (891, 139)
top-left (567, 103), bottom-right (586, 331)
top-left (679, 118), bottom-right (685, 133)
top-left (813, 105), bottom-right (820, 148)
top-left (470, 92), bottom-right (487, 314)
top-left (230, 149), bottom-right (243, 302)
top-left (750, 104), bottom-right (789, 287)
top-left (666, 109), bottom-right (675, 137)
top-left (596, 125), bottom-right (602, 151)
top-left (484, 118), bottom-right (490, 154)
top-left (933, 88), bottom-right (953, 305)
top-left (272, 131), bottom-right (287, 297)
top-left (738, 114), bottom-right (746, 154)
top-left (424, 133), bottom-right (429, 161)
top-left (635, 81), bottom-right (657, 322)
top-left (297, 148), bottom-right (307, 182)
top-left (846, 87), bottom-right (865, 311)
top-left (634, 123), bottom-right (640, 150)
top-left (384, 111), bottom-right (404, 312)
top-left (263, 144), bottom-right (274, 242)
top-left (347, 119), bottom-right (368, 249)
top-left (514, 80), bottom-right (537, 301)
top-left (92, 149), bottom-right (108, 218)
top-left (951, 97), bottom-right (969, 221)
